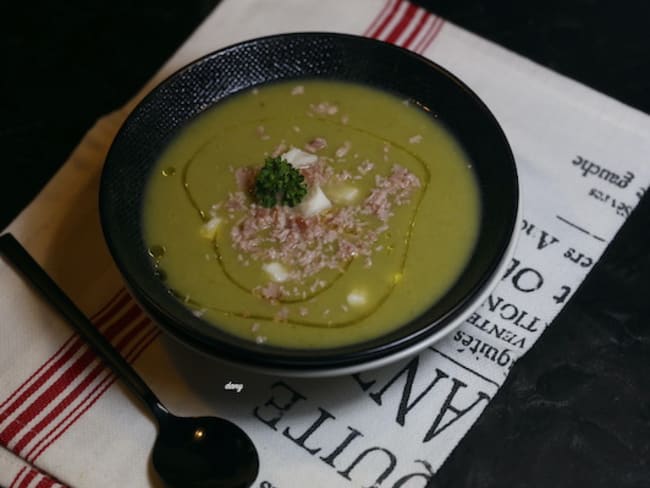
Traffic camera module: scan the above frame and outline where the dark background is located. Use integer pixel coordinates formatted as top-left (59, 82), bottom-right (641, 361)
top-left (2, 1), bottom-right (649, 487)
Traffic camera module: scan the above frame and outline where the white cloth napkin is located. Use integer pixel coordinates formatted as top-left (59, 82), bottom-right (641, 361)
top-left (2, 0), bottom-right (649, 486)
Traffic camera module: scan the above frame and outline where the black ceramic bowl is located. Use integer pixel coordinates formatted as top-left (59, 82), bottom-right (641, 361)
top-left (100, 32), bottom-right (518, 376)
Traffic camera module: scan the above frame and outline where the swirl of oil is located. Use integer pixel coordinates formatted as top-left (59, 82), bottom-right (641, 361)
top-left (210, 232), bottom-right (351, 303)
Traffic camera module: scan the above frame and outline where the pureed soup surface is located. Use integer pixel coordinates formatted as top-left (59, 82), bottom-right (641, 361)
top-left (143, 80), bottom-right (480, 349)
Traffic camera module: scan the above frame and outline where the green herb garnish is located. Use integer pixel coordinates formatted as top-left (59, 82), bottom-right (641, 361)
top-left (253, 156), bottom-right (308, 207)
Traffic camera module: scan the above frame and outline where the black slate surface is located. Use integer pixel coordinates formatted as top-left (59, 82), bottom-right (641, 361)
top-left (2, 1), bottom-right (649, 487)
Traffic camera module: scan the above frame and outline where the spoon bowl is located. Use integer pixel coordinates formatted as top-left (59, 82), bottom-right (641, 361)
top-left (153, 414), bottom-right (259, 488)
top-left (0, 233), bottom-right (260, 488)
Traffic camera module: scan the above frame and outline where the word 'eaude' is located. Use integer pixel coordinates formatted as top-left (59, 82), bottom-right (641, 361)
top-left (253, 352), bottom-right (491, 487)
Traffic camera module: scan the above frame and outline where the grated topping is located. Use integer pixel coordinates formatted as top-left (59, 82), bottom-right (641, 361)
top-left (226, 161), bottom-right (420, 290)
top-left (305, 137), bottom-right (328, 153)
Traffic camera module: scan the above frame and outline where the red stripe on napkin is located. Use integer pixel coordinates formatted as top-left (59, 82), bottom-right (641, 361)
top-left (384, 3), bottom-right (418, 43)
top-left (367, 0), bottom-right (404, 38)
top-left (16, 467), bottom-right (36, 488)
top-left (10, 465), bottom-right (66, 488)
top-left (363, 0), bottom-right (397, 36)
top-left (402, 8), bottom-right (430, 50)
top-left (0, 290), bottom-right (152, 462)
top-left (9, 466), bottom-right (27, 488)
top-left (28, 328), bottom-right (161, 463)
top-left (365, 0), bottom-right (443, 55)
top-left (35, 478), bottom-right (57, 488)
top-left (26, 321), bottom-right (158, 463)
top-left (34, 474), bottom-right (61, 488)
top-left (0, 289), bottom-right (127, 414)
top-left (0, 301), bottom-right (143, 447)
top-left (414, 16), bottom-right (445, 53)
top-left (10, 314), bottom-right (152, 457)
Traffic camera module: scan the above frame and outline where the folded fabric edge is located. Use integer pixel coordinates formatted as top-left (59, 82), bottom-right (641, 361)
top-left (0, 445), bottom-right (67, 488)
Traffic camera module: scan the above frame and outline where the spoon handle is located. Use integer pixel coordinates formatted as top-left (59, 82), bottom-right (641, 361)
top-left (0, 233), bottom-right (169, 422)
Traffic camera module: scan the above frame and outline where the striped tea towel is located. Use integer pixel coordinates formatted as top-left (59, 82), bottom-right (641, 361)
top-left (2, 0), bottom-right (650, 486)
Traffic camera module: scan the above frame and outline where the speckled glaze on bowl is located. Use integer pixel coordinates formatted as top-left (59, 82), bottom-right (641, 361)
top-left (99, 32), bottom-right (519, 377)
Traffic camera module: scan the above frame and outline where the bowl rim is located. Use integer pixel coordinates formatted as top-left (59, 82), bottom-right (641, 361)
top-left (100, 31), bottom-right (520, 376)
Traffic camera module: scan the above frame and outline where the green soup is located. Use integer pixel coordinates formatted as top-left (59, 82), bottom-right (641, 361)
top-left (143, 80), bottom-right (480, 349)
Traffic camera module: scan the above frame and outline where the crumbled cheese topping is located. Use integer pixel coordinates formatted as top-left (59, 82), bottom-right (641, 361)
top-left (281, 147), bottom-right (318, 168)
top-left (263, 262), bottom-right (290, 283)
top-left (305, 137), bottom-right (328, 153)
top-left (227, 163), bottom-right (420, 291)
top-left (299, 184), bottom-right (332, 217)
top-left (347, 289), bottom-right (367, 307)
top-left (335, 141), bottom-right (352, 158)
top-left (309, 102), bottom-right (339, 116)
top-left (199, 217), bottom-right (222, 239)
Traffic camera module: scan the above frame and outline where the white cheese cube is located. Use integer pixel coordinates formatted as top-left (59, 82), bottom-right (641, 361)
top-left (347, 289), bottom-right (367, 307)
top-left (199, 217), bottom-right (222, 239)
top-left (281, 147), bottom-right (318, 168)
top-left (299, 184), bottom-right (332, 217)
top-left (263, 262), bottom-right (290, 282)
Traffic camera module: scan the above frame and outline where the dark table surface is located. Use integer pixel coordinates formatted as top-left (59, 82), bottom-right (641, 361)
top-left (2, 1), bottom-right (649, 487)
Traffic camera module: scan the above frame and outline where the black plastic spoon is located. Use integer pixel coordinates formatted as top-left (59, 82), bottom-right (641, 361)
top-left (0, 233), bottom-right (259, 488)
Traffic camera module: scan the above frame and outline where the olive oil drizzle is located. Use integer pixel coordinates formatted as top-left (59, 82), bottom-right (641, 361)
top-left (210, 234), bottom-right (351, 303)
top-left (170, 118), bottom-right (431, 329)
top-left (180, 117), bottom-right (270, 222)
top-left (172, 177), bottom-right (427, 329)
top-left (179, 121), bottom-right (351, 302)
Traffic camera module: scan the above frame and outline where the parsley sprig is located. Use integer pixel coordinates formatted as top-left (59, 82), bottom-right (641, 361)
top-left (253, 156), bottom-right (308, 208)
